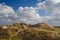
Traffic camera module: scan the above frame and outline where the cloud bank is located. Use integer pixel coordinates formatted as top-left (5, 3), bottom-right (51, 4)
top-left (0, 0), bottom-right (60, 26)
top-left (37, 0), bottom-right (60, 26)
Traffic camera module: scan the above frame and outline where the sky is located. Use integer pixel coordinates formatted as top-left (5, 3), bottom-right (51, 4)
top-left (0, 0), bottom-right (44, 10)
top-left (0, 0), bottom-right (60, 26)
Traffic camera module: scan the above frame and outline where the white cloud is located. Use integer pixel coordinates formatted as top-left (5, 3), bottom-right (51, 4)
top-left (16, 7), bottom-right (42, 24)
top-left (0, 4), bottom-right (19, 25)
top-left (0, 4), bottom-right (43, 25)
top-left (0, 4), bottom-right (15, 14)
top-left (52, 0), bottom-right (60, 3)
top-left (37, 0), bottom-right (60, 26)
top-left (0, 0), bottom-right (60, 26)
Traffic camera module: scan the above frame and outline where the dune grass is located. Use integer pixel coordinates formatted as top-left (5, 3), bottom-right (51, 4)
top-left (1, 27), bottom-right (60, 40)
top-left (0, 23), bottom-right (60, 40)
top-left (55, 27), bottom-right (60, 32)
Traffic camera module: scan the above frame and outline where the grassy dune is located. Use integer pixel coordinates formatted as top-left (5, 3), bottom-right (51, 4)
top-left (55, 27), bottom-right (60, 32)
top-left (0, 23), bottom-right (60, 40)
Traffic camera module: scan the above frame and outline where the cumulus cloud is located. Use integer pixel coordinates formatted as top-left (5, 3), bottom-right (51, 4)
top-left (0, 4), bottom-right (19, 25)
top-left (0, 0), bottom-right (60, 26)
top-left (37, 0), bottom-right (60, 26)
top-left (0, 4), bottom-right (43, 25)
top-left (52, 0), bottom-right (60, 3)
top-left (16, 7), bottom-right (43, 24)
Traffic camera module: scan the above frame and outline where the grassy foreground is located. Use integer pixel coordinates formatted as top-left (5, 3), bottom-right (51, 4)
top-left (0, 23), bottom-right (60, 40)
top-left (55, 27), bottom-right (60, 32)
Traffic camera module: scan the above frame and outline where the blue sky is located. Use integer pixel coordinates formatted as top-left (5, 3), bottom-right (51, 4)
top-left (0, 0), bottom-right (45, 10)
top-left (0, 0), bottom-right (60, 26)
top-left (0, 0), bottom-right (46, 16)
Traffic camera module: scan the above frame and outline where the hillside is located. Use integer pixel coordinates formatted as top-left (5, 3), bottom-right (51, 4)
top-left (0, 23), bottom-right (60, 40)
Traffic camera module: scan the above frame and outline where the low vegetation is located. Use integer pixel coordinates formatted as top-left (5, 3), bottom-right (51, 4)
top-left (0, 23), bottom-right (60, 40)
top-left (55, 27), bottom-right (60, 32)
